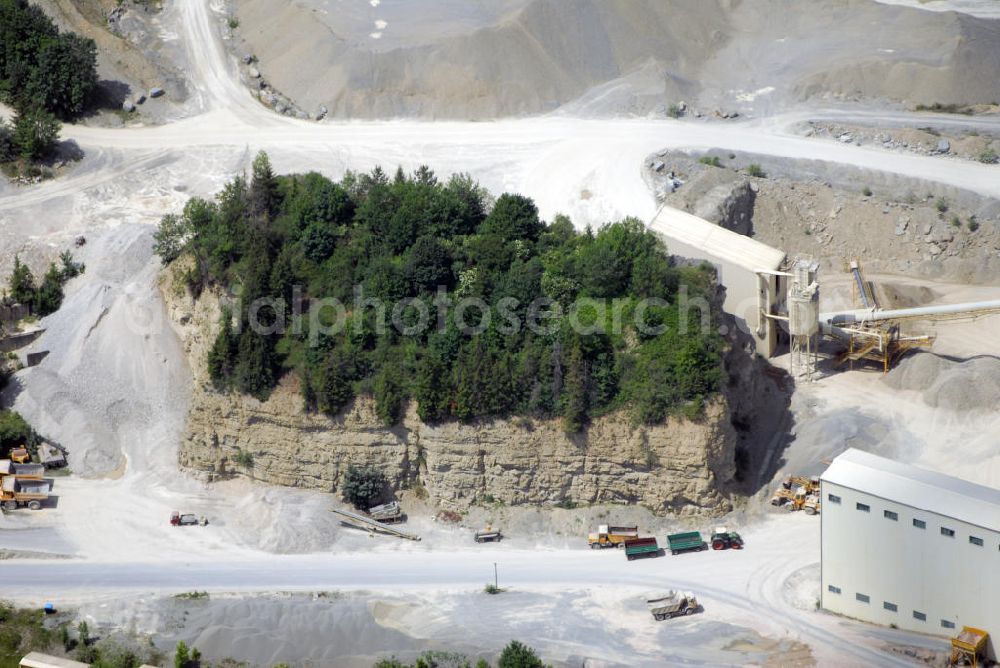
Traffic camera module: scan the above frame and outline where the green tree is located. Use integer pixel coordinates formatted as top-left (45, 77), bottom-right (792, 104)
top-left (33, 262), bottom-right (64, 316)
top-left (206, 310), bottom-right (237, 389)
top-left (497, 640), bottom-right (546, 668)
top-left (8, 255), bottom-right (36, 305)
top-left (404, 235), bottom-right (452, 293)
top-left (232, 330), bottom-right (277, 401)
top-left (560, 340), bottom-right (589, 432)
top-left (374, 365), bottom-right (405, 425)
top-left (316, 349), bottom-right (357, 416)
top-left (153, 213), bottom-right (192, 265)
top-left (249, 151), bottom-right (280, 222)
top-left (13, 108), bottom-right (60, 161)
top-left (174, 640), bottom-right (189, 668)
top-left (26, 33), bottom-right (98, 119)
top-left (0, 119), bottom-right (15, 162)
top-left (481, 194), bottom-right (542, 241)
top-left (77, 620), bottom-right (90, 646)
top-left (341, 464), bottom-right (387, 509)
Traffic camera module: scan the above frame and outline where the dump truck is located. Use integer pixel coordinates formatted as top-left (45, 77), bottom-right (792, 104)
top-left (647, 590), bottom-right (700, 620)
top-left (624, 537), bottom-right (661, 561)
top-left (367, 501), bottom-right (403, 524)
top-left (588, 524), bottom-right (639, 549)
top-left (474, 526), bottom-right (503, 543)
top-left (170, 511), bottom-right (207, 526)
top-left (666, 531), bottom-right (707, 555)
top-left (710, 527), bottom-right (744, 550)
top-left (1, 475), bottom-right (52, 510)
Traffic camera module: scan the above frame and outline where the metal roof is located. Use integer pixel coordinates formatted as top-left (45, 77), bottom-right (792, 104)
top-left (822, 449), bottom-right (1000, 533)
top-left (649, 206), bottom-right (786, 273)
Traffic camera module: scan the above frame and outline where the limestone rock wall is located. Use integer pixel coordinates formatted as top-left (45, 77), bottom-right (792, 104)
top-left (162, 260), bottom-right (737, 515)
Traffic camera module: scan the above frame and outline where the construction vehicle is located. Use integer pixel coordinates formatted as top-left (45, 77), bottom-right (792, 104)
top-left (624, 537), bottom-right (661, 561)
top-left (588, 524), bottom-right (639, 549)
top-left (367, 501), bottom-right (404, 524)
top-left (1, 475), bottom-right (52, 511)
top-left (9, 447), bottom-right (29, 464)
top-left (647, 590), bottom-right (700, 620)
top-left (474, 526), bottom-right (503, 543)
top-left (781, 475), bottom-right (820, 494)
top-left (771, 486), bottom-right (821, 515)
top-left (170, 511), bottom-right (208, 526)
top-left (666, 531), bottom-right (707, 555)
top-left (38, 442), bottom-right (67, 469)
top-left (949, 626), bottom-right (989, 667)
top-left (330, 507), bottom-right (421, 541)
top-left (710, 527), bottom-right (744, 550)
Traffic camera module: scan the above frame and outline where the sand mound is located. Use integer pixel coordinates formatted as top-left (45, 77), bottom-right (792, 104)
top-left (884, 352), bottom-right (1000, 411)
top-left (232, 0), bottom-right (1000, 119)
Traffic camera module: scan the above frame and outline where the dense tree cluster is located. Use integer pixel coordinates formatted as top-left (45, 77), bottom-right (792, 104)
top-left (0, 0), bottom-right (98, 119)
top-left (157, 153), bottom-right (724, 429)
top-left (0, 0), bottom-right (96, 167)
top-left (5, 251), bottom-right (84, 318)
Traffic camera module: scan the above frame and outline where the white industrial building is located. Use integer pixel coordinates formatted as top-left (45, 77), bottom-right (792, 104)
top-left (649, 206), bottom-right (787, 358)
top-left (821, 449), bottom-right (1000, 639)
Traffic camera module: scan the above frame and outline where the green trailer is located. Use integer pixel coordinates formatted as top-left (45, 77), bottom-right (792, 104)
top-left (666, 531), bottom-right (707, 555)
top-left (624, 537), bottom-right (661, 561)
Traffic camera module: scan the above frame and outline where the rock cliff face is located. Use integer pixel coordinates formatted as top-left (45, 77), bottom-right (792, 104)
top-left (162, 261), bottom-right (737, 515)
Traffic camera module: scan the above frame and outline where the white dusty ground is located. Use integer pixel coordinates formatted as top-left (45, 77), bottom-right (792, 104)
top-left (1, 1), bottom-right (999, 666)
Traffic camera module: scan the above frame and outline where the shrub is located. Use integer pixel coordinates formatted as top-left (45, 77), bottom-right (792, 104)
top-left (968, 217), bottom-right (980, 232)
top-left (951, 215), bottom-right (961, 228)
top-left (497, 641), bottom-right (546, 668)
top-left (978, 149), bottom-right (998, 164)
top-left (746, 163), bottom-right (766, 178)
top-left (484, 583), bottom-right (505, 595)
top-left (341, 464), bottom-right (387, 510)
top-left (232, 449), bottom-right (254, 469)
top-left (698, 156), bottom-right (722, 168)
top-left (666, 104), bottom-right (684, 119)
top-left (862, 187), bottom-right (872, 197)
top-left (228, 17), bottom-right (239, 29)
top-left (935, 197), bottom-right (948, 213)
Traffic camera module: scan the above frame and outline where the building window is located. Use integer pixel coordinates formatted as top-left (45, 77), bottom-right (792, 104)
top-left (913, 519), bottom-right (926, 529)
top-left (856, 593), bottom-right (870, 604)
top-left (969, 536), bottom-right (984, 547)
top-left (942, 620), bottom-right (956, 629)
top-left (913, 611), bottom-right (927, 621)
top-left (883, 602), bottom-right (898, 612)
top-left (941, 527), bottom-right (955, 538)
top-left (884, 510), bottom-right (898, 521)
top-left (828, 493), bottom-right (841, 504)
top-left (827, 585), bottom-right (841, 594)
top-left (856, 502), bottom-right (870, 513)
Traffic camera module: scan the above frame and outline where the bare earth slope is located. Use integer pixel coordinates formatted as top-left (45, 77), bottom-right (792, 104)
top-left (233, 0), bottom-right (1000, 119)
